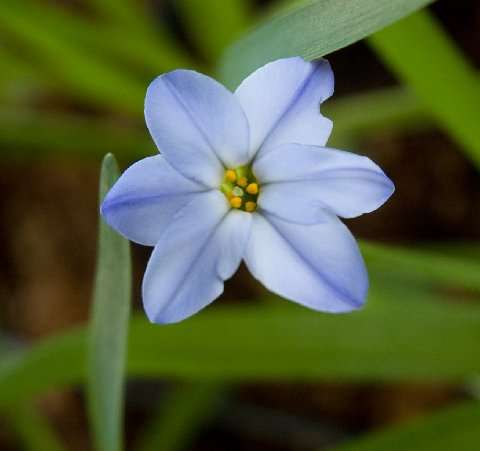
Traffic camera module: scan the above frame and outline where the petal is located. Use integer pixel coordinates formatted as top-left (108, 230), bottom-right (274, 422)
top-left (244, 212), bottom-right (368, 313)
top-left (254, 144), bottom-right (395, 223)
top-left (145, 70), bottom-right (250, 187)
top-left (101, 155), bottom-right (206, 246)
top-left (142, 191), bottom-right (252, 324)
top-left (235, 57), bottom-right (333, 159)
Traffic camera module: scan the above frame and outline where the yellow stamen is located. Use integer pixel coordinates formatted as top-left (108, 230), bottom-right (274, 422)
top-left (225, 169), bottom-right (237, 182)
top-left (245, 201), bottom-right (257, 212)
top-left (230, 196), bottom-right (242, 209)
top-left (246, 183), bottom-right (259, 195)
top-left (237, 176), bottom-right (248, 187)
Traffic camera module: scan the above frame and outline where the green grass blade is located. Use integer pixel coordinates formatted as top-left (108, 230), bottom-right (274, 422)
top-left (1, 297), bottom-right (480, 408)
top-left (0, 109), bottom-right (151, 161)
top-left (0, 3), bottom-right (144, 114)
top-left (13, 0), bottom-right (194, 75)
top-left (361, 241), bottom-right (480, 292)
top-left (324, 87), bottom-right (430, 147)
top-left (219, 0), bottom-right (435, 89)
top-left (3, 404), bottom-right (67, 451)
top-left (85, 0), bottom-right (154, 32)
top-left (137, 383), bottom-right (226, 451)
top-left (330, 401), bottom-right (480, 451)
top-left (87, 155), bottom-right (132, 451)
top-left (369, 10), bottom-right (480, 169)
top-left (176, 0), bottom-right (252, 62)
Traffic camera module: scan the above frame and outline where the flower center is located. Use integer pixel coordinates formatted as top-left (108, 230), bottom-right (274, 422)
top-left (220, 166), bottom-right (259, 212)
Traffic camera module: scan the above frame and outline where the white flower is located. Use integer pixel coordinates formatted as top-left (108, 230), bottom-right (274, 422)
top-left (101, 57), bottom-right (394, 324)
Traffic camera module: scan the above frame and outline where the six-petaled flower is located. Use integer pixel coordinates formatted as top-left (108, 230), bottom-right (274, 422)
top-left (101, 57), bottom-right (394, 324)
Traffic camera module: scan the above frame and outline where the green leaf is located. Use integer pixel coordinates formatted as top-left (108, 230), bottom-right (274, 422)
top-left (330, 401), bottom-right (480, 451)
top-left (176, 0), bottom-right (252, 62)
top-left (0, 109), bottom-right (151, 161)
top-left (85, 0), bottom-right (146, 27)
top-left (13, 0), bottom-right (195, 76)
top-left (2, 404), bottom-right (67, 451)
top-left (219, 0), bottom-right (435, 89)
top-left (361, 241), bottom-right (480, 292)
top-left (136, 383), bottom-right (226, 451)
top-left (323, 86), bottom-right (431, 148)
top-left (87, 154), bottom-right (132, 451)
top-left (1, 297), bottom-right (480, 408)
top-left (0, 3), bottom-right (144, 114)
top-left (369, 10), bottom-right (480, 169)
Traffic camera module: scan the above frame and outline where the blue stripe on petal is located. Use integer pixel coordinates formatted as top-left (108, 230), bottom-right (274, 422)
top-left (142, 191), bottom-right (252, 324)
top-left (254, 144), bottom-right (395, 223)
top-left (244, 212), bottom-right (368, 313)
top-left (145, 70), bottom-right (250, 187)
top-left (101, 155), bottom-right (206, 246)
top-left (235, 57), bottom-right (333, 159)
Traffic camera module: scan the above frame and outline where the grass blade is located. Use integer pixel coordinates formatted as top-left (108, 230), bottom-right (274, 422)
top-left (2, 404), bottom-right (67, 451)
top-left (87, 154), bottom-right (132, 451)
top-left (137, 383), bottom-right (226, 451)
top-left (369, 10), bottom-right (480, 168)
top-left (12, 0), bottom-right (195, 76)
top-left (0, 3), bottom-right (144, 114)
top-left (0, 109), bottom-right (151, 161)
top-left (219, 0), bottom-right (435, 89)
top-left (1, 296), bottom-right (480, 408)
top-left (330, 401), bottom-right (480, 451)
top-left (176, 0), bottom-right (252, 62)
top-left (361, 241), bottom-right (480, 292)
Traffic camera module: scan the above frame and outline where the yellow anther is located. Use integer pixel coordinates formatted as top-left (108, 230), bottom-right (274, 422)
top-left (246, 183), bottom-right (259, 195)
top-left (245, 201), bottom-right (257, 212)
top-left (225, 169), bottom-right (237, 182)
top-left (237, 176), bottom-right (248, 187)
top-left (230, 196), bottom-right (242, 209)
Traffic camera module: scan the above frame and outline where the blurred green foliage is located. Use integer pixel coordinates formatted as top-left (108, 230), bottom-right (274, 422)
top-left (1, 0), bottom-right (479, 450)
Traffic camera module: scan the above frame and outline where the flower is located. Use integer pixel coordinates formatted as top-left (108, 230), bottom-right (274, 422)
top-left (101, 57), bottom-right (394, 324)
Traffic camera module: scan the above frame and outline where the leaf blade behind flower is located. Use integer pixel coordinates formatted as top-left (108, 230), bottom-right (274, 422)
top-left (1, 296), bottom-right (480, 409)
top-left (330, 401), bottom-right (480, 451)
top-left (219, 0), bottom-right (435, 89)
top-left (368, 9), bottom-right (480, 169)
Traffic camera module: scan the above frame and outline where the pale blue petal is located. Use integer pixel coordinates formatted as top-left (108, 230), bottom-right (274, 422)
top-left (101, 155), bottom-right (206, 246)
top-left (145, 70), bottom-right (250, 187)
top-left (255, 144), bottom-right (394, 223)
top-left (244, 212), bottom-right (368, 312)
top-left (142, 191), bottom-right (252, 324)
top-left (235, 57), bottom-right (333, 159)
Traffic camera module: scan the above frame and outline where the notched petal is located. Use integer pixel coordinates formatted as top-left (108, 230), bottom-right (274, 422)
top-left (235, 57), bottom-right (334, 159)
